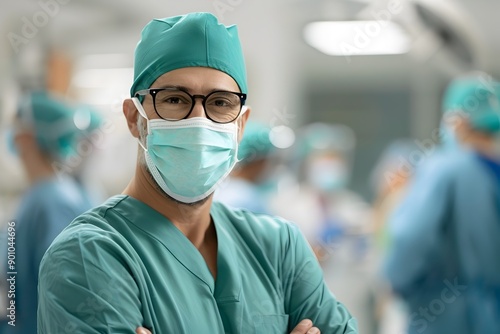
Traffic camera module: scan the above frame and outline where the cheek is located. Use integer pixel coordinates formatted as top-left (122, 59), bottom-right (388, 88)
top-left (134, 117), bottom-right (146, 140)
top-left (237, 119), bottom-right (246, 142)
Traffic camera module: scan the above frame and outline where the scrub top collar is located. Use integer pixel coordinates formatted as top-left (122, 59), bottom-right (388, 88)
top-left (109, 195), bottom-right (242, 302)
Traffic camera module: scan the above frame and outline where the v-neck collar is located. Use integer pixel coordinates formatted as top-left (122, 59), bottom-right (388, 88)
top-left (109, 195), bottom-right (241, 301)
top-left (211, 203), bottom-right (242, 303)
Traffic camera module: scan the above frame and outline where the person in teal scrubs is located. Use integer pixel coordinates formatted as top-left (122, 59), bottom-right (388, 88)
top-left (384, 72), bottom-right (500, 334)
top-left (1, 91), bottom-right (99, 334)
top-left (37, 13), bottom-right (358, 334)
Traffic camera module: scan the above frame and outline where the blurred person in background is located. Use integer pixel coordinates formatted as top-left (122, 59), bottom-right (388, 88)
top-left (214, 120), bottom-right (277, 214)
top-left (37, 13), bottom-right (358, 334)
top-left (385, 72), bottom-right (500, 334)
top-left (0, 91), bottom-right (101, 334)
top-left (370, 139), bottom-right (419, 258)
top-left (270, 122), bottom-right (371, 333)
top-left (270, 123), bottom-right (371, 261)
top-left (368, 139), bottom-right (420, 334)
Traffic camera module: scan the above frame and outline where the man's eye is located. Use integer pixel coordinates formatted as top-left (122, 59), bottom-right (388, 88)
top-left (165, 97), bottom-right (182, 104)
top-left (214, 99), bottom-right (229, 107)
top-left (210, 99), bottom-right (237, 108)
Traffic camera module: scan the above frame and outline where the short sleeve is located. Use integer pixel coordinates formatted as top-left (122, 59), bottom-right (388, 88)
top-left (282, 223), bottom-right (358, 333)
top-left (37, 227), bottom-right (145, 333)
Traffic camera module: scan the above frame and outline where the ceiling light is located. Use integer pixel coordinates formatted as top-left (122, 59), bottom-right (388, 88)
top-left (304, 20), bottom-right (410, 57)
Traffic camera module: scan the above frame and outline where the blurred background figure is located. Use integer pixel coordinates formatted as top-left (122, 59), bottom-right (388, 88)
top-left (270, 122), bottom-right (373, 333)
top-left (270, 123), bottom-right (371, 258)
top-left (370, 139), bottom-right (420, 257)
top-left (384, 72), bottom-right (500, 334)
top-left (368, 139), bottom-right (420, 334)
top-left (0, 91), bottom-right (102, 334)
top-left (214, 119), bottom-right (278, 214)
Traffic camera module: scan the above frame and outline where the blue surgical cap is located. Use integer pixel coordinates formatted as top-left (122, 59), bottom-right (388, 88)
top-left (130, 13), bottom-right (248, 99)
top-left (442, 73), bottom-right (500, 133)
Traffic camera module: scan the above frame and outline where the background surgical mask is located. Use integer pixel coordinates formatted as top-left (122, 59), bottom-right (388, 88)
top-left (307, 158), bottom-right (349, 192)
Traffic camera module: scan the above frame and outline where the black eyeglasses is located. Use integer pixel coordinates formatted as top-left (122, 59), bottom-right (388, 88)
top-left (135, 88), bottom-right (247, 124)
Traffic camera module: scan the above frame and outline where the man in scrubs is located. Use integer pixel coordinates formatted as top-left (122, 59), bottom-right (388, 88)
top-left (38, 13), bottom-right (358, 334)
top-left (385, 72), bottom-right (500, 334)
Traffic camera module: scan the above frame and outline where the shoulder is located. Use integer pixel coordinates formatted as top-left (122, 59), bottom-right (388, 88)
top-left (426, 148), bottom-right (478, 170)
top-left (25, 177), bottom-right (92, 214)
top-left (15, 179), bottom-right (91, 231)
top-left (212, 201), bottom-right (303, 252)
top-left (42, 196), bottom-right (132, 265)
top-left (413, 149), bottom-right (477, 184)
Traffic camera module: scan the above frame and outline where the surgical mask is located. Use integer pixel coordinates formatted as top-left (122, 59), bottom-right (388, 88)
top-left (307, 158), bottom-right (348, 192)
top-left (133, 98), bottom-right (244, 203)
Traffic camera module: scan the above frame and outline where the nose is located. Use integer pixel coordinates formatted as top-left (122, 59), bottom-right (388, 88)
top-left (188, 97), bottom-right (206, 119)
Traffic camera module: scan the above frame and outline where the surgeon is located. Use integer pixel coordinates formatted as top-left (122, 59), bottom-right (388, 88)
top-left (385, 72), bottom-right (500, 334)
top-left (37, 13), bottom-right (358, 334)
top-left (214, 121), bottom-right (276, 214)
top-left (1, 91), bottom-right (98, 334)
top-left (270, 123), bottom-right (370, 260)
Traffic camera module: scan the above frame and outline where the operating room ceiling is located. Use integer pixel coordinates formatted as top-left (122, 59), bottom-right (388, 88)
top-left (1, 0), bottom-right (499, 100)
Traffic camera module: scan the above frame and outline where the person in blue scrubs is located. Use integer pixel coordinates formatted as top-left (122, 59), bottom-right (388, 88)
top-left (1, 91), bottom-right (98, 334)
top-left (37, 13), bottom-right (358, 334)
top-left (385, 72), bottom-right (500, 334)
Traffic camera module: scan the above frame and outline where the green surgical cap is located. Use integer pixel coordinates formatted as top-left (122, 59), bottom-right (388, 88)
top-left (14, 91), bottom-right (101, 160)
top-left (442, 74), bottom-right (500, 133)
top-left (238, 122), bottom-right (275, 163)
top-left (130, 12), bottom-right (247, 99)
top-left (296, 123), bottom-right (356, 159)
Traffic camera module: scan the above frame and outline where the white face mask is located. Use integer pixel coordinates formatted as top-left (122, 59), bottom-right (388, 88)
top-left (133, 98), bottom-right (245, 203)
top-left (306, 158), bottom-right (349, 192)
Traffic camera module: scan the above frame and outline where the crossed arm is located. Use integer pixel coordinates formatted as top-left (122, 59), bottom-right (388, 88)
top-left (38, 221), bottom-right (357, 333)
top-left (136, 319), bottom-right (322, 334)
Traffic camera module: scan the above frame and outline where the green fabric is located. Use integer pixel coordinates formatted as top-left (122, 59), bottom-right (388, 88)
top-left (11, 91), bottom-right (102, 159)
top-left (38, 195), bottom-right (358, 333)
top-left (130, 13), bottom-right (247, 99)
top-left (442, 76), bottom-right (500, 133)
top-left (16, 91), bottom-right (79, 160)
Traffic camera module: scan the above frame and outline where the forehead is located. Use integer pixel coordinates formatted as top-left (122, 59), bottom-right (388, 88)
top-left (150, 67), bottom-right (240, 92)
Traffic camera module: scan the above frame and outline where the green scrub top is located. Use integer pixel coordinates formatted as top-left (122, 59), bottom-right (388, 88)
top-left (38, 195), bottom-right (358, 333)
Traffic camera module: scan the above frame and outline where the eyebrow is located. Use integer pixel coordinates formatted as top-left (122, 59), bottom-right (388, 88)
top-left (155, 85), bottom-right (237, 94)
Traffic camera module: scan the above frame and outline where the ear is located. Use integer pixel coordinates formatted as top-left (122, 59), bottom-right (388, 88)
top-left (123, 98), bottom-right (140, 138)
top-left (237, 106), bottom-right (251, 142)
top-left (445, 112), bottom-right (473, 142)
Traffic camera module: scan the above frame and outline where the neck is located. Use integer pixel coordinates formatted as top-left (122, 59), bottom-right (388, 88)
top-left (461, 134), bottom-right (497, 159)
top-left (123, 159), bottom-right (214, 249)
top-left (20, 148), bottom-right (55, 185)
top-left (475, 142), bottom-right (498, 160)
